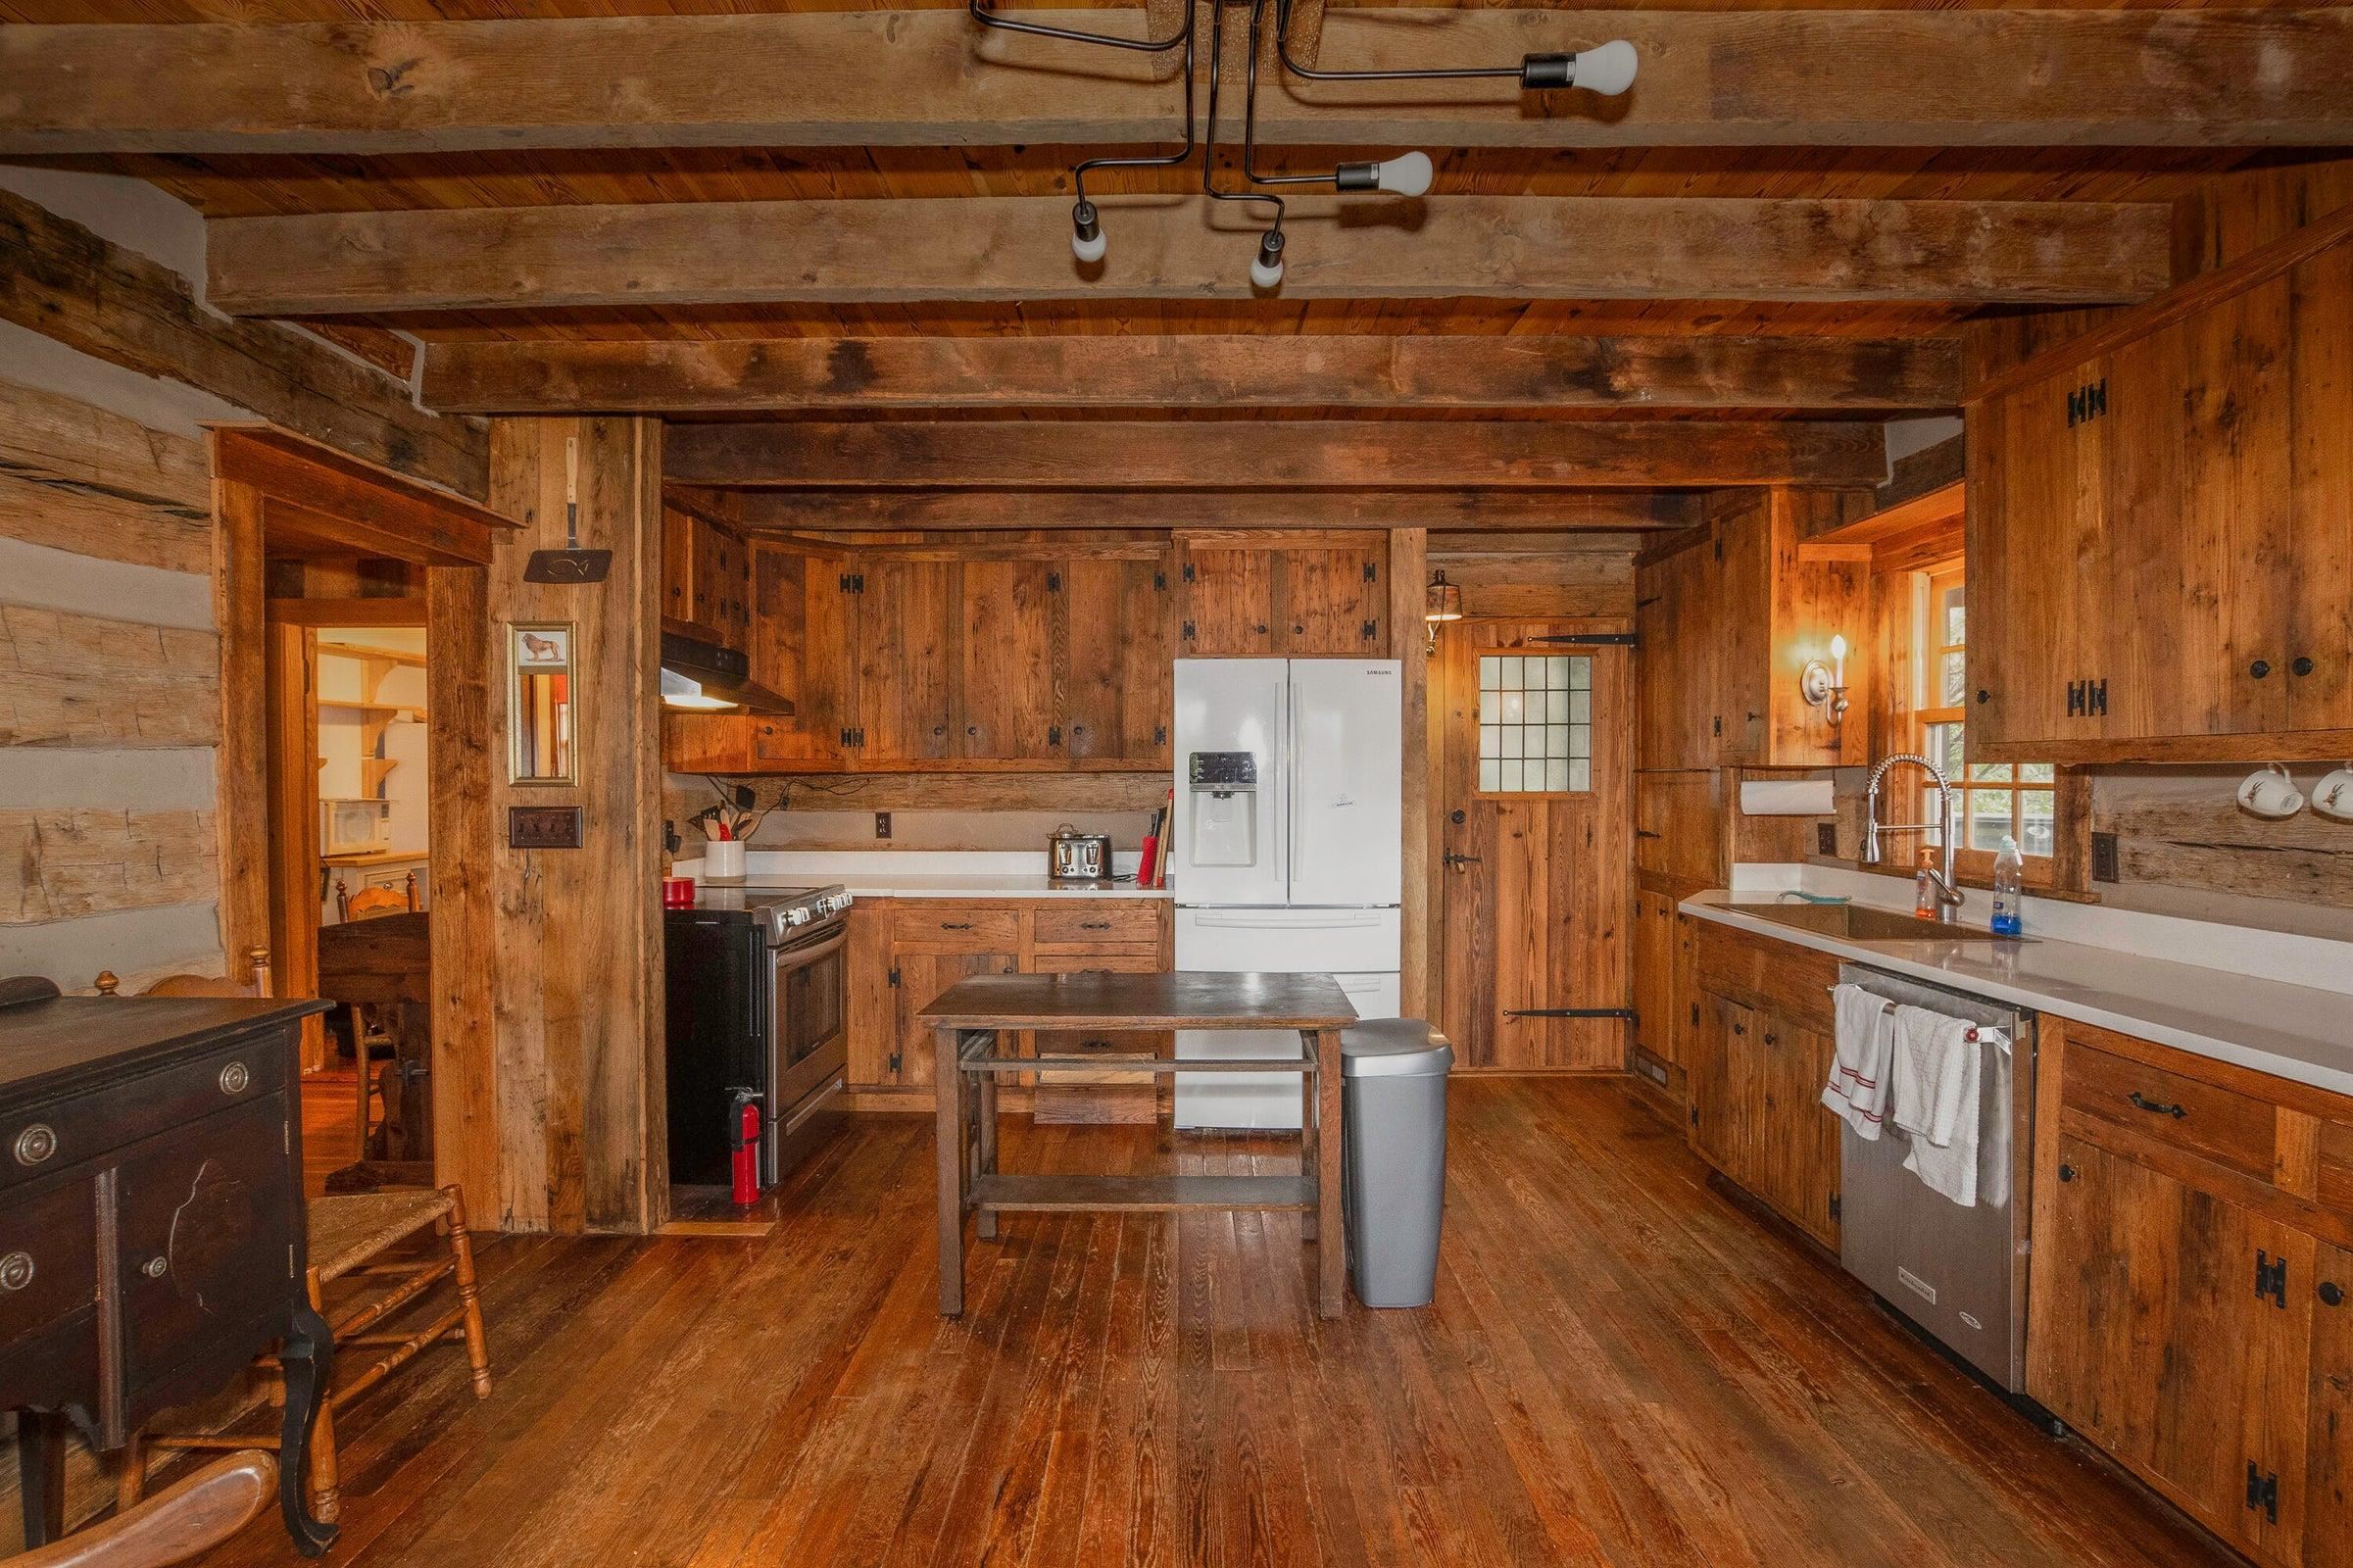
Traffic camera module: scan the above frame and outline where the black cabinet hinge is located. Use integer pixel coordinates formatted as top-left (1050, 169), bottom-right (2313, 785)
top-left (2065, 378), bottom-right (2109, 428)
top-left (1689, 1003), bottom-right (1699, 1027)
top-left (1047, 725), bottom-right (1062, 748)
top-left (838, 726), bottom-right (866, 750)
top-left (2088, 678), bottom-right (2108, 717)
top-left (1360, 618), bottom-right (1380, 642)
top-left (2067, 680), bottom-right (2085, 717)
top-left (1152, 571), bottom-right (1167, 591)
top-left (1047, 570), bottom-right (1061, 593)
top-left (1181, 620), bottom-right (1197, 641)
top-left (838, 572), bottom-right (865, 594)
top-left (1362, 561), bottom-right (1378, 582)
top-left (1829, 1195), bottom-right (1842, 1222)
top-left (2257, 1250), bottom-right (2289, 1308)
top-left (887, 1052), bottom-right (903, 1076)
top-left (1182, 563), bottom-right (1198, 583)
top-left (1154, 724), bottom-right (1168, 746)
top-left (887, 967), bottom-right (902, 989)
top-left (2247, 1462), bottom-right (2280, 1524)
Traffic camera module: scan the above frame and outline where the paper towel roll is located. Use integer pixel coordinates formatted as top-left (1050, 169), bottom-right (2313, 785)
top-left (1740, 778), bottom-right (1836, 816)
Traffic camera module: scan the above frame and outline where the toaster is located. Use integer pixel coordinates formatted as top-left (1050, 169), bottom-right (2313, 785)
top-left (1047, 823), bottom-right (1111, 883)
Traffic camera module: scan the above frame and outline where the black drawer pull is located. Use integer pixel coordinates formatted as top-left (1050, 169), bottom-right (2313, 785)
top-left (2128, 1091), bottom-right (2187, 1119)
top-left (2250, 660), bottom-right (2272, 679)
top-left (13, 1125), bottom-right (55, 1166)
top-left (1082, 921), bottom-right (1110, 930)
top-left (2293, 657), bottom-right (2317, 677)
top-left (2322, 1281), bottom-right (2345, 1307)
top-left (2057, 1162), bottom-right (2077, 1183)
top-left (939, 922), bottom-right (973, 931)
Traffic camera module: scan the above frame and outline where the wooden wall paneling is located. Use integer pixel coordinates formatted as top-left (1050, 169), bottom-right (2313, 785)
top-left (1766, 488), bottom-right (1872, 767)
top-left (0, 186), bottom-right (486, 500)
top-left (1431, 545), bottom-right (1636, 621)
top-left (0, 606), bottom-right (220, 749)
top-left (486, 416), bottom-right (666, 1234)
top-left (1635, 770), bottom-right (1729, 893)
top-left (2289, 239), bottom-right (2353, 732)
top-left (211, 471), bottom-right (270, 976)
top-left (0, 809), bottom-right (216, 925)
top-left (959, 558), bottom-right (1054, 762)
top-left (1635, 531), bottom-right (1707, 771)
top-left (1711, 491), bottom-right (1773, 765)
top-left (426, 562), bottom-right (500, 1218)
top-left (1389, 528), bottom-right (1431, 1021)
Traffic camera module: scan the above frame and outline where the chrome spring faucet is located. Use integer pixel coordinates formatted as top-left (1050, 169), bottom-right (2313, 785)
top-left (1861, 753), bottom-right (1964, 923)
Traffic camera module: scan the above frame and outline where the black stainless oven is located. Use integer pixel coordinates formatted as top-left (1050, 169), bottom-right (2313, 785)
top-left (663, 884), bottom-right (853, 1192)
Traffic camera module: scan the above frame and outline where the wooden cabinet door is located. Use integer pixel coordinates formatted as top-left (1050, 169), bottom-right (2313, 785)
top-left (2102, 282), bottom-right (2294, 744)
top-left (959, 558), bottom-right (1059, 762)
top-left (2304, 1239), bottom-right (2353, 1567)
top-left (1710, 496), bottom-right (1771, 765)
top-left (891, 948), bottom-right (1018, 1092)
top-left (743, 542), bottom-right (848, 766)
top-left (2288, 242), bottom-right (2353, 733)
top-left (1689, 993), bottom-right (1756, 1183)
top-left (662, 504), bottom-right (697, 627)
top-left (1631, 890), bottom-right (1682, 1067)
top-left (1060, 551), bottom-right (1174, 763)
top-left (1180, 539), bottom-right (1278, 656)
top-left (1755, 1017), bottom-right (1839, 1247)
top-left (1282, 540), bottom-right (1385, 655)
top-left (1635, 539), bottom-right (1713, 769)
top-left (854, 560), bottom-right (956, 764)
top-left (2030, 1135), bottom-right (2310, 1559)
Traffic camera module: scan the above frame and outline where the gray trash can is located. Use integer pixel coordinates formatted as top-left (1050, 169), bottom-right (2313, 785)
top-left (1340, 1019), bottom-right (1454, 1308)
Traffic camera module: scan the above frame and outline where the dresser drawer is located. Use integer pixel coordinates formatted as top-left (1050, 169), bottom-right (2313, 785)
top-left (0, 1034), bottom-right (283, 1193)
top-left (891, 907), bottom-right (1019, 950)
top-left (1031, 903), bottom-right (1161, 950)
top-left (0, 1172), bottom-right (98, 1354)
top-left (2061, 1035), bottom-right (2277, 1185)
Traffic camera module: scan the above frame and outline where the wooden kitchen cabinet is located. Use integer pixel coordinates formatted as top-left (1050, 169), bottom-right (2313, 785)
top-left (2027, 1015), bottom-right (2353, 1568)
top-left (1630, 888), bottom-right (1689, 1067)
top-left (1966, 222), bottom-right (2353, 762)
top-left (664, 501), bottom-right (751, 648)
top-left (1176, 530), bottom-right (1385, 657)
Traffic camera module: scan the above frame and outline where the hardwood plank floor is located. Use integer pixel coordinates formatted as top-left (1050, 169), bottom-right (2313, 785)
top-left (187, 1078), bottom-right (2233, 1568)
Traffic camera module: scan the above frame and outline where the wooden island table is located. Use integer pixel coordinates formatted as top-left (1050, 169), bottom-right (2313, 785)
top-left (919, 971), bottom-right (1357, 1318)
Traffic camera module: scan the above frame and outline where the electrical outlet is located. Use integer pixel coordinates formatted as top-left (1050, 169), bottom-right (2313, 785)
top-left (875, 811), bottom-right (892, 841)
top-left (1816, 822), bottom-right (1838, 857)
top-left (2091, 830), bottom-right (2121, 883)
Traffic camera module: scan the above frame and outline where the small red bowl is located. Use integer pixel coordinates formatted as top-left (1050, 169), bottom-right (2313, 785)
top-left (662, 877), bottom-right (697, 908)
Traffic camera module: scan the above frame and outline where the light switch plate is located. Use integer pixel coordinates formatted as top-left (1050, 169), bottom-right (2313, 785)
top-left (509, 806), bottom-right (583, 850)
top-left (1817, 822), bottom-right (1838, 857)
top-left (2091, 831), bottom-right (2121, 883)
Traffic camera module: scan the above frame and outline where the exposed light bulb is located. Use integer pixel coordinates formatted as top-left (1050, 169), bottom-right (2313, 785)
top-left (1250, 229), bottom-right (1286, 290)
top-left (1070, 199), bottom-right (1106, 265)
top-left (1571, 39), bottom-right (1639, 96)
top-left (1830, 633), bottom-right (1849, 661)
top-left (1374, 151), bottom-right (1435, 198)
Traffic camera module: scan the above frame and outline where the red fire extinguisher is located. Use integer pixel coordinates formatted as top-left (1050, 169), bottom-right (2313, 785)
top-left (727, 1089), bottom-right (762, 1207)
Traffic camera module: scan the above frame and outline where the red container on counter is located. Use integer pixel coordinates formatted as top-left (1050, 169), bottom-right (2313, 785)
top-left (662, 876), bottom-right (697, 908)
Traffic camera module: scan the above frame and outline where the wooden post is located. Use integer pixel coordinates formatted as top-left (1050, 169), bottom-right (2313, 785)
top-left (212, 467), bottom-right (271, 978)
top-left (427, 564), bottom-right (502, 1219)
top-left (1390, 528), bottom-right (1430, 1020)
top-left (935, 1025), bottom-right (967, 1316)
top-left (1315, 1026), bottom-right (1346, 1318)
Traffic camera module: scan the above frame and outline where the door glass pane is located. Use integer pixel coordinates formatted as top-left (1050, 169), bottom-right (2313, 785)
top-left (1476, 653), bottom-right (1593, 793)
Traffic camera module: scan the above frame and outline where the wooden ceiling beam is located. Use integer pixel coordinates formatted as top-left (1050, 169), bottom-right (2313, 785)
top-left (207, 196), bottom-right (2170, 318)
top-left (662, 420), bottom-right (1886, 490)
top-left (703, 488), bottom-right (1704, 534)
top-left (421, 333), bottom-right (1961, 415)
top-left (6, 10), bottom-right (2348, 155)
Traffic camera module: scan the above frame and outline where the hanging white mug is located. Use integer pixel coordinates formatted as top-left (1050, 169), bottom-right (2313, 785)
top-left (2313, 764), bottom-right (2353, 823)
top-left (2236, 763), bottom-right (2307, 820)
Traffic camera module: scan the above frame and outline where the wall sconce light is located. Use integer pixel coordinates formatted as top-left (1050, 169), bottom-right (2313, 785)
top-left (1424, 569), bottom-right (1463, 654)
top-left (1801, 633), bottom-right (1850, 725)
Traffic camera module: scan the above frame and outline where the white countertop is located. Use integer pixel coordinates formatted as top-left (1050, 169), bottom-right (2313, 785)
top-left (1682, 878), bottom-right (2353, 1098)
top-left (672, 850), bottom-right (1172, 901)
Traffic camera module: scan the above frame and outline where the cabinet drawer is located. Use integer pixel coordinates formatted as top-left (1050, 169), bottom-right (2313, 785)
top-left (2062, 1037), bottom-right (2277, 1185)
top-left (1691, 919), bottom-right (1838, 1033)
top-left (0, 1034), bottom-right (284, 1194)
top-left (1031, 903), bottom-right (1161, 949)
top-left (0, 1172), bottom-right (98, 1354)
top-left (891, 907), bottom-right (1019, 950)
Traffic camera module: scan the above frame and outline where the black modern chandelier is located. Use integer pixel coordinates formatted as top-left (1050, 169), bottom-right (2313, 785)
top-left (969, 0), bottom-right (1638, 289)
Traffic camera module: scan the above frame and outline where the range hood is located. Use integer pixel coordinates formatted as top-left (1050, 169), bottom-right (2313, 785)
top-left (660, 630), bottom-right (795, 715)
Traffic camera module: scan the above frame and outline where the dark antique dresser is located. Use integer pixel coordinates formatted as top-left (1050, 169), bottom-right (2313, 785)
top-left (0, 983), bottom-right (336, 1554)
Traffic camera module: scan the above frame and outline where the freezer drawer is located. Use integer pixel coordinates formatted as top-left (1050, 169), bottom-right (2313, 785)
top-left (1173, 906), bottom-right (1400, 974)
top-left (1173, 970), bottom-right (1397, 1131)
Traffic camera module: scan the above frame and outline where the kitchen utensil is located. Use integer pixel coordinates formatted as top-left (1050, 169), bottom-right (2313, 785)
top-left (1048, 823), bottom-right (1111, 883)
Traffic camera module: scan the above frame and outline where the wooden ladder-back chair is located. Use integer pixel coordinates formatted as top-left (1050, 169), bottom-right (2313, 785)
top-left (118, 1188), bottom-right (491, 1525)
top-left (91, 948), bottom-right (271, 1001)
top-left (11, 1453), bottom-right (274, 1568)
top-left (333, 875), bottom-right (415, 925)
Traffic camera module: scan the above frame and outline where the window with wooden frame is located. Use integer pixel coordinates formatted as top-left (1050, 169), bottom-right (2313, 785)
top-left (1907, 561), bottom-right (2060, 881)
top-left (1476, 653), bottom-right (1593, 794)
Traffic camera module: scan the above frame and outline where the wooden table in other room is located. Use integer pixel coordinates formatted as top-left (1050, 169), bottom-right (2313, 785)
top-left (917, 971), bottom-right (1357, 1319)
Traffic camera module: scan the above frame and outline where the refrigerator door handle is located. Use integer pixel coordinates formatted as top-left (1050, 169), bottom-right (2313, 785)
top-left (1189, 910), bottom-right (1383, 929)
top-left (1286, 671), bottom-right (1300, 904)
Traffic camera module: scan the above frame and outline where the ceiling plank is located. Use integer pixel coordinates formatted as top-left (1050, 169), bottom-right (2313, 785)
top-left (662, 420), bottom-right (1886, 490)
top-left (421, 333), bottom-right (1961, 415)
top-left (6, 10), bottom-right (2348, 155)
top-left (706, 489), bottom-right (1703, 534)
top-left (207, 196), bottom-right (2171, 318)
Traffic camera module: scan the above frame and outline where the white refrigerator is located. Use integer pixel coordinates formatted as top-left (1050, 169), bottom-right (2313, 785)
top-left (1170, 658), bottom-right (1402, 1129)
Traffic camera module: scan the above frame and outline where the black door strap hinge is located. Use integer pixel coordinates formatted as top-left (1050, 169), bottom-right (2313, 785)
top-left (1503, 1006), bottom-right (1640, 1021)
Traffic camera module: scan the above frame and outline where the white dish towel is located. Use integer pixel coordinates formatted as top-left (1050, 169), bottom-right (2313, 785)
top-left (1822, 984), bottom-right (1896, 1140)
top-left (1889, 1004), bottom-right (1984, 1206)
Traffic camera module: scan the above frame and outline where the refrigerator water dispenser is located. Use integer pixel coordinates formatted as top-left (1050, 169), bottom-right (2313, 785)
top-left (1187, 752), bottom-right (1259, 867)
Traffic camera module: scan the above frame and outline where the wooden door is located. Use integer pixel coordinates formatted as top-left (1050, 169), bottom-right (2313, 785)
top-left (959, 558), bottom-right (1058, 761)
top-left (1435, 621), bottom-right (1632, 1072)
top-left (2103, 282), bottom-right (2293, 743)
top-left (2289, 241), bottom-right (2353, 733)
top-left (2030, 1135), bottom-right (2311, 1559)
top-left (1688, 993), bottom-right (1754, 1182)
top-left (855, 559), bottom-right (956, 764)
top-left (891, 948), bottom-right (1017, 1092)
top-left (1756, 1016), bottom-right (1839, 1247)
top-left (2304, 1239), bottom-right (2353, 1566)
top-left (1635, 538), bottom-right (1707, 769)
top-left (1059, 550), bottom-right (1174, 764)
top-left (1282, 540), bottom-right (1385, 655)
top-left (1178, 537), bottom-right (1278, 656)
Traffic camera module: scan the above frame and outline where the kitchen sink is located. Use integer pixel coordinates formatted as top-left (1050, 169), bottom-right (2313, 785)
top-left (1730, 902), bottom-right (2029, 943)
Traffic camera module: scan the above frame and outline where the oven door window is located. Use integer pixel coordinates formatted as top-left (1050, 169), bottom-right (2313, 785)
top-left (773, 933), bottom-right (846, 1070)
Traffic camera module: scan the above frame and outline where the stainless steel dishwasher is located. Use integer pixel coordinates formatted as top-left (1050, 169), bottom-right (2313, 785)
top-left (1836, 962), bottom-right (2037, 1394)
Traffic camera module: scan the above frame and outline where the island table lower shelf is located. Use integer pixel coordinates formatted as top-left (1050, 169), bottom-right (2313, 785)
top-left (917, 970), bottom-right (1359, 1319)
